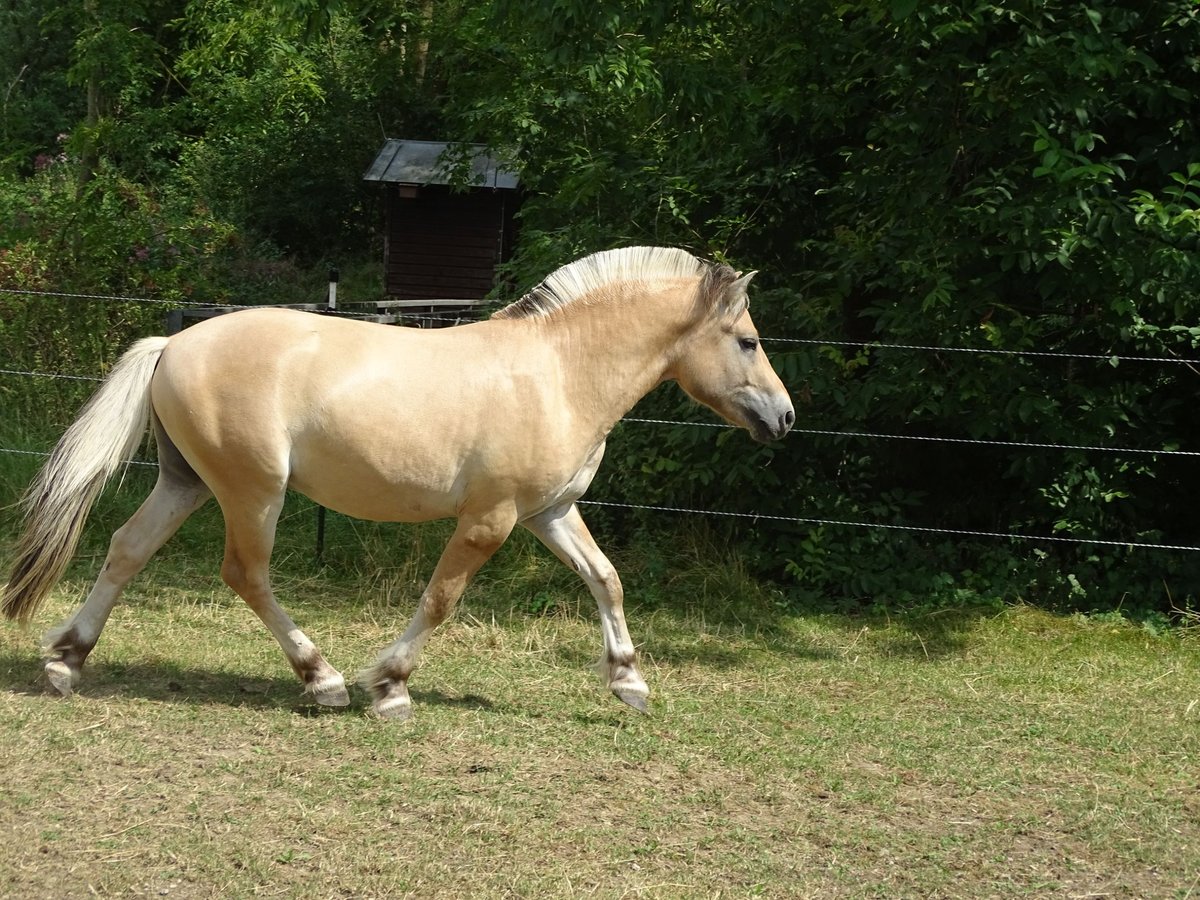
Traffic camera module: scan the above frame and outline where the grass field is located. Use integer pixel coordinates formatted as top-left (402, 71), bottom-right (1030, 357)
top-left (1, 555), bottom-right (1197, 895)
top-left (0, 464), bottom-right (1198, 898)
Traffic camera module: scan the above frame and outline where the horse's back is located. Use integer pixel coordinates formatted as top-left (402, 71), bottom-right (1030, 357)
top-left (148, 308), bottom-right (579, 521)
top-left (154, 306), bottom-right (487, 420)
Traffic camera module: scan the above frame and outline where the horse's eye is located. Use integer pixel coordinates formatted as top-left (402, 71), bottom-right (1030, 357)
top-left (738, 337), bottom-right (759, 352)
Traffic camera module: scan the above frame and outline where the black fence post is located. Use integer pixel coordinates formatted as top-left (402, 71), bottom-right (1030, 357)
top-left (315, 267), bottom-right (339, 564)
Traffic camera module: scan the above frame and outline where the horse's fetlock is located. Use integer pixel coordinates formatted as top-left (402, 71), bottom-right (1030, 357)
top-left (358, 660), bottom-right (410, 698)
top-left (604, 650), bottom-right (648, 697)
top-left (42, 624), bottom-right (94, 669)
top-left (363, 670), bottom-right (413, 720)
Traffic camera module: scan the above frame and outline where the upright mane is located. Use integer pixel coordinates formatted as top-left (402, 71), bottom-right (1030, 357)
top-left (493, 246), bottom-right (734, 320)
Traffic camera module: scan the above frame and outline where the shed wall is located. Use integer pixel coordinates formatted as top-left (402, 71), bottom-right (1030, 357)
top-left (384, 187), bottom-right (515, 301)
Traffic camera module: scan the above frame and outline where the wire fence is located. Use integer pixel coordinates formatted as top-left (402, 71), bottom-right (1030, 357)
top-left (2, 284), bottom-right (1198, 553)
top-left (7, 284), bottom-right (1200, 363)
top-left (9, 363), bottom-right (1197, 460)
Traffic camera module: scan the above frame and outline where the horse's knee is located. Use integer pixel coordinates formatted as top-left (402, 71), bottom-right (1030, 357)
top-left (219, 555), bottom-right (244, 593)
top-left (220, 553), bottom-right (268, 600)
top-left (462, 523), bottom-right (509, 557)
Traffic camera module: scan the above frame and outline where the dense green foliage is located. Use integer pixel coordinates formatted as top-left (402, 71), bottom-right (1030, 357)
top-left (1, 0), bottom-right (1198, 610)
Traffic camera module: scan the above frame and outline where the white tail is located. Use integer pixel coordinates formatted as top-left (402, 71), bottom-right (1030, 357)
top-left (2, 336), bottom-right (169, 623)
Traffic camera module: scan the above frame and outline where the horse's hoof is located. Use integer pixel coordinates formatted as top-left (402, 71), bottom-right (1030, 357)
top-left (372, 695), bottom-right (413, 721)
top-left (313, 684), bottom-right (351, 707)
top-left (45, 660), bottom-right (77, 697)
top-left (613, 688), bottom-right (650, 714)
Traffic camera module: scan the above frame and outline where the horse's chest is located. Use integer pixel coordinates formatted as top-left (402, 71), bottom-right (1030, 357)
top-left (516, 440), bottom-right (607, 517)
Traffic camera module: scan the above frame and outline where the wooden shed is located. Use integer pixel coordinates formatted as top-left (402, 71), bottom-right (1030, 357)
top-left (363, 140), bottom-right (520, 307)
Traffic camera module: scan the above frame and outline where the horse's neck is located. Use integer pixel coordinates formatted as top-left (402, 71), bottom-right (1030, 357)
top-left (549, 289), bottom-right (689, 433)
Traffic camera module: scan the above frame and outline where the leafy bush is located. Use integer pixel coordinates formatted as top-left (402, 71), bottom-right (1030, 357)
top-left (0, 155), bottom-right (237, 419)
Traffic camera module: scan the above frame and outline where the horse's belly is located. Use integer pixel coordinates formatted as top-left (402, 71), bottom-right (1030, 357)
top-left (289, 468), bottom-right (457, 522)
top-left (287, 431), bottom-right (602, 524)
top-left (286, 441), bottom-right (461, 523)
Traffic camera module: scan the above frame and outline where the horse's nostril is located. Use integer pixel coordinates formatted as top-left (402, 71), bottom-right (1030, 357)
top-left (783, 409), bottom-right (796, 428)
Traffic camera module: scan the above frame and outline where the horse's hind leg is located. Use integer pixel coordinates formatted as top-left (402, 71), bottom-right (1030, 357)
top-left (44, 471), bottom-right (211, 695)
top-left (218, 492), bottom-right (349, 707)
top-left (522, 503), bottom-right (650, 713)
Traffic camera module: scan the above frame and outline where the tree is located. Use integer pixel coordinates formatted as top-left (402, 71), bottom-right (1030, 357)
top-left (0, 0), bottom-right (80, 170)
top-left (2, 0), bottom-right (1198, 607)
top-left (435, 0), bottom-right (1200, 606)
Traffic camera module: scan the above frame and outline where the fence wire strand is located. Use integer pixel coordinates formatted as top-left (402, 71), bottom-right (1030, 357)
top-left (1, 445), bottom-right (1191, 552)
top-left (0, 447), bottom-right (155, 467)
top-left (6, 369), bottom-right (1194, 460)
top-left (577, 499), bottom-right (1200, 553)
top-left (0, 286), bottom-right (484, 324)
top-left (763, 335), bottom-right (1200, 366)
top-left (621, 417), bottom-right (1200, 458)
top-left (0, 366), bottom-right (102, 382)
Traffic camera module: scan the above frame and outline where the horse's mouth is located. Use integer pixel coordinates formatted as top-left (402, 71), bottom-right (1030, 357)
top-left (745, 414), bottom-right (772, 443)
top-left (743, 408), bottom-right (793, 443)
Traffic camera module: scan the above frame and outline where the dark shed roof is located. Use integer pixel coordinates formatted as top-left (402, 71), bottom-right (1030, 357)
top-left (363, 139), bottom-right (519, 190)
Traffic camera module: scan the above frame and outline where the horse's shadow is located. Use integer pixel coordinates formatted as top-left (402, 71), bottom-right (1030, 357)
top-left (0, 647), bottom-right (494, 715)
top-left (0, 600), bottom-right (989, 716)
top-left (535, 599), bottom-right (986, 674)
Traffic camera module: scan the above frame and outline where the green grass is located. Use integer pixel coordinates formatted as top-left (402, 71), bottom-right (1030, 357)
top-left (1, 464), bottom-right (1199, 897)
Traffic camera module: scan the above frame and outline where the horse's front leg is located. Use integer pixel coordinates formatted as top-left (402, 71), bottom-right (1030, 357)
top-left (360, 508), bottom-right (516, 720)
top-left (522, 503), bottom-right (650, 713)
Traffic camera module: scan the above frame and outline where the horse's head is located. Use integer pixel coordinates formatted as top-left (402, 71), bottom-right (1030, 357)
top-left (672, 269), bottom-right (795, 443)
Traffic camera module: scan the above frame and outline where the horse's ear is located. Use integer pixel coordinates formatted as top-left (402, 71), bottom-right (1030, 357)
top-left (733, 270), bottom-right (757, 295)
top-left (719, 270), bottom-right (756, 321)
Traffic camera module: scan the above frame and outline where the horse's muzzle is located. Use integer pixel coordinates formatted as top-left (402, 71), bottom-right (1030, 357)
top-left (745, 402), bottom-right (795, 443)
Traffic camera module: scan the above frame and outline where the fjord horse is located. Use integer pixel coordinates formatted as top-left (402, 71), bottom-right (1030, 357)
top-left (3, 247), bottom-right (794, 718)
